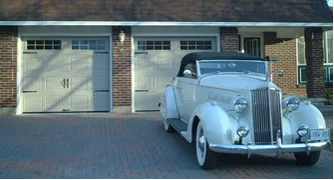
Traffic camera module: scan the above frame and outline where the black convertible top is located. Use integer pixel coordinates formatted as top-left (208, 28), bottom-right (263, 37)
top-left (177, 52), bottom-right (266, 77)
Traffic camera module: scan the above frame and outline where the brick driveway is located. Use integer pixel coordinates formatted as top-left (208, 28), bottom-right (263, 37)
top-left (0, 113), bottom-right (332, 179)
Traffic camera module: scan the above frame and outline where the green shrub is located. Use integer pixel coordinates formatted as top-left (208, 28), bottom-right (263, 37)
top-left (325, 88), bottom-right (333, 105)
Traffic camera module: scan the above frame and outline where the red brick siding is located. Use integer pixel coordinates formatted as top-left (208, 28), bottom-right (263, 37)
top-left (264, 32), bottom-right (307, 96)
top-left (112, 26), bottom-right (132, 106)
top-left (0, 26), bottom-right (17, 108)
top-left (220, 27), bottom-right (239, 52)
top-left (304, 27), bottom-right (325, 98)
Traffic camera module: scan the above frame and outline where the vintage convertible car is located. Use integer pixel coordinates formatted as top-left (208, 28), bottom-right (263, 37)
top-left (159, 52), bottom-right (330, 170)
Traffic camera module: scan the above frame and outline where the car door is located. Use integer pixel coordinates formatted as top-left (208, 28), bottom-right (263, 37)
top-left (175, 62), bottom-right (198, 122)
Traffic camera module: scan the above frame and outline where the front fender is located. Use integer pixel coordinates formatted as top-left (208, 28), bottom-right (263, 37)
top-left (286, 101), bottom-right (326, 142)
top-left (187, 102), bottom-right (239, 145)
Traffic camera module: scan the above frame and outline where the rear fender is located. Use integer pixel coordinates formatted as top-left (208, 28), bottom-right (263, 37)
top-left (160, 85), bottom-right (179, 120)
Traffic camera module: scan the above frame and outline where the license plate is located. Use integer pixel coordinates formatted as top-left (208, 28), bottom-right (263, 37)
top-left (310, 129), bottom-right (330, 141)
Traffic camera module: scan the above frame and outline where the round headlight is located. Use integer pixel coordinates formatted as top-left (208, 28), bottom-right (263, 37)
top-left (234, 98), bottom-right (248, 113)
top-left (297, 124), bottom-right (308, 137)
top-left (236, 125), bottom-right (249, 138)
top-left (283, 96), bottom-right (300, 111)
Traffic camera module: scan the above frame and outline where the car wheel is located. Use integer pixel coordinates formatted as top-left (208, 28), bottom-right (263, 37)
top-left (164, 119), bottom-right (175, 133)
top-left (294, 151), bottom-right (321, 166)
top-left (196, 121), bottom-right (218, 170)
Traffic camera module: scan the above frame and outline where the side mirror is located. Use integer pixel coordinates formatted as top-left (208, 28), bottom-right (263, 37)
top-left (183, 69), bottom-right (197, 78)
top-left (277, 69), bottom-right (284, 77)
top-left (183, 69), bottom-right (192, 76)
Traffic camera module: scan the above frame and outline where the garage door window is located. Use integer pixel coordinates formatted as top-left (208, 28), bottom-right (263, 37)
top-left (27, 40), bottom-right (61, 50)
top-left (71, 40), bottom-right (106, 50)
top-left (180, 41), bottom-right (212, 50)
top-left (137, 41), bottom-right (170, 50)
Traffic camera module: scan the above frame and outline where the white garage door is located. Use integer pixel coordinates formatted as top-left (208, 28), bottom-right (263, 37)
top-left (22, 37), bottom-right (110, 112)
top-left (134, 37), bottom-right (217, 111)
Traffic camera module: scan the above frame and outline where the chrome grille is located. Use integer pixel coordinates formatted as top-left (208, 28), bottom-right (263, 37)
top-left (251, 88), bottom-right (282, 145)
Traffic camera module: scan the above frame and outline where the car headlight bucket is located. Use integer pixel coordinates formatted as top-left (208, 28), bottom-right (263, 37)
top-left (297, 124), bottom-right (308, 137)
top-left (236, 125), bottom-right (249, 138)
top-left (234, 98), bottom-right (248, 113)
top-left (283, 96), bottom-right (300, 111)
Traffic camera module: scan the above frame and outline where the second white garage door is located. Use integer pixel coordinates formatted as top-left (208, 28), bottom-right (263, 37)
top-left (22, 37), bottom-right (110, 112)
top-left (134, 37), bottom-right (217, 111)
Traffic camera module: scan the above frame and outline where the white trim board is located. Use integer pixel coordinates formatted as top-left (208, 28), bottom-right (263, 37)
top-left (1, 21), bottom-right (333, 27)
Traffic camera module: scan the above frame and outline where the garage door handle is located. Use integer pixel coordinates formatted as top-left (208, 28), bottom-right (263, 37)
top-left (66, 78), bottom-right (69, 88)
top-left (95, 90), bottom-right (109, 92)
top-left (23, 91), bottom-right (37, 93)
top-left (134, 52), bottom-right (148, 54)
top-left (95, 52), bottom-right (109, 54)
top-left (23, 52), bottom-right (37, 54)
top-left (135, 90), bottom-right (149, 92)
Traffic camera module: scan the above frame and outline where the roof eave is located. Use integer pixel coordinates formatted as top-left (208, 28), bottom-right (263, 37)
top-left (0, 21), bottom-right (332, 27)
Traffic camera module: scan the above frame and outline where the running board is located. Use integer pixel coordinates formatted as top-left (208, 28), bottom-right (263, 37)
top-left (167, 118), bottom-right (188, 133)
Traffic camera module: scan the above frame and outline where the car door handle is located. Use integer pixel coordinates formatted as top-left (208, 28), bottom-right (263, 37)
top-left (176, 87), bottom-right (182, 89)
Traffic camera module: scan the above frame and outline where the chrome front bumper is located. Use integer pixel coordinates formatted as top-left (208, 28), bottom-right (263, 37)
top-left (209, 137), bottom-right (330, 158)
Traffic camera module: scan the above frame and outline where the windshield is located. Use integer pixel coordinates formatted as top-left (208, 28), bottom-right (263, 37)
top-left (198, 60), bottom-right (267, 75)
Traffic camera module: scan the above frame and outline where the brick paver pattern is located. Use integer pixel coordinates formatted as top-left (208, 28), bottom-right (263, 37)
top-left (0, 113), bottom-right (332, 178)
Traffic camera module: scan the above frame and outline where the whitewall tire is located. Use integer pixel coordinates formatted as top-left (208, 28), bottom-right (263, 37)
top-left (196, 121), bottom-right (218, 170)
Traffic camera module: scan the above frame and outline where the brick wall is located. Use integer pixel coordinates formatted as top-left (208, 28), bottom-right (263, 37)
top-left (112, 26), bottom-right (132, 106)
top-left (304, 27), bottom-right (325, 98)
top-left (0, 26), bottom-right (17, 108)
top-left (264, 32), bottom-right (307, 97)
top-left (220, 27), bottom-right (239, 52)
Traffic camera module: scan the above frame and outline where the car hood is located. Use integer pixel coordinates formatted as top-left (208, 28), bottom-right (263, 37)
top-left (199, 74), bottom-right (278, 91)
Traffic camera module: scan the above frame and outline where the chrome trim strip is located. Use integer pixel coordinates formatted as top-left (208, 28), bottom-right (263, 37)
top-left (209, 139), bottom-right (330, 156)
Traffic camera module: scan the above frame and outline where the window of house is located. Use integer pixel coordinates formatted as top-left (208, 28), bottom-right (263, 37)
top-left (297, 30), bottom-right (333, 84)
top-left (27, 40), bottom-right (61, 50)
top-left (180, 41), bottom-right (212, 50)
top-left (137, 41), bottom-right (170, 50)
top-left (71, 40), bottom-right (106, 50)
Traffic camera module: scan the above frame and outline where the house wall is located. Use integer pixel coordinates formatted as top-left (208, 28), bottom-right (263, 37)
top-left (0, 26), bottom-right (18, 115)
top-left (112, 26), bottom-right (132, 109)
top-left (264, 32), bottom-right (307, 97)
top-left (220, 27), bottom-right (239, 52)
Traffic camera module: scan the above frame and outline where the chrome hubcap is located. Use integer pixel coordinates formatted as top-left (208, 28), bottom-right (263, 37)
top-left (198, 135), bottom-right (206, 152)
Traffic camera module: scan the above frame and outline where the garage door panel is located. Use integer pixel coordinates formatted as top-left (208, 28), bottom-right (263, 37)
top-left (45, 77), bottom-right (64, 90)
top-left (92, 57), bottom-right (109, 71)
top-left (23, 57), bottom-right (44, 73)
top-left (157, 76), bottom-right (173, 89)
top-left (157, 57), bottom-right (172, 70)
top-left (45, 95), bottom-right (63, 111)
top-left (134, 92), bottom-right (160, 111)
top-left (71, 76), bottom-right (90, 91)
top-left (93, 77), bottom-right (109, 90)
top-left (69, 95), bottom-right (91, 111)
top-left (134, 37), bottom-right (216, 111)
top-left (45, 58), bottom-right (62, 72)
top-left (93, 93), bottom-right (109, 111)
top-left (23, 95), bottom-right (44, 112)
top-left (22, 37), bottom-right (110, 113)
top-left (23, 76), bottom-right (43, 91)
top-left (135, 76), bottom-right (157, 90)
top-left (135, 57), bottom-right (154, 70)
top-left (70, 57), bottom-right (92, 71)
